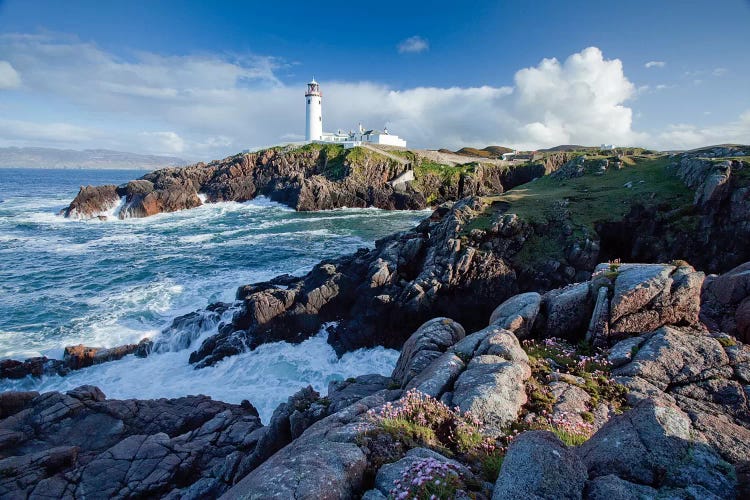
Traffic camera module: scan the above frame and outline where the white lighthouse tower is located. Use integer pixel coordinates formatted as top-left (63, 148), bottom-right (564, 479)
top-left (305, 78), bottom-right (323, 141)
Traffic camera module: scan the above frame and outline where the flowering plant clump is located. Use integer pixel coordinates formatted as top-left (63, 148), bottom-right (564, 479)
top-left (389, 457), bottom-right (463, 500)
top-left (520, 336), bottom-right (628, 442)
top-left (524, 337), bottom-right (612, 376)
top-left (367, 389), bottom-right (497, 457)
top-left (549, 411), bottom-right (595, 446)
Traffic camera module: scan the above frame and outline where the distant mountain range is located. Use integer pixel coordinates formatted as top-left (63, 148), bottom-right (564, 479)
top-left (0, 147), bottom-right (187, 170)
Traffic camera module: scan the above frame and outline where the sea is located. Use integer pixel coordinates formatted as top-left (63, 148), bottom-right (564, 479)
top-left (0, 168), bottom-right (429, 421)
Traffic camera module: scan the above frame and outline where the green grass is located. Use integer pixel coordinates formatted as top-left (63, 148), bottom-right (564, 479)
top-left (414, 160), bottom-right (476, 183)
top-left (480, 452), bottom-right (505, 482)
top-left (457, 155), bottom-right (695, 267)
top-left (551, 426), bottom-right (591, 447)
top-left (459, 198), bottom-right (508, 235)
top-left (497, 156), bottom-right (692, 228)
top-left (379, 418), bottom-right (444, 452)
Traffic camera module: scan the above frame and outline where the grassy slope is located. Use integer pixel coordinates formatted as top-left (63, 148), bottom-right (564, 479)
top-left (461, 154), bottom-right (696, 266)
top-left (497, 155), bottom-right (691, 227)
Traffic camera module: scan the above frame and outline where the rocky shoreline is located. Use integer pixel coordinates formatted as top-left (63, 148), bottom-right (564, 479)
top-left (2, 259), bottom-right (750, 498)
top-left (2, 144), bottom-right (750, 498)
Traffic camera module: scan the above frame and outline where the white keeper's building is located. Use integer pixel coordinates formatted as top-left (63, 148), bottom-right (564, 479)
top-left (305, 79), bottom-right (406, 148)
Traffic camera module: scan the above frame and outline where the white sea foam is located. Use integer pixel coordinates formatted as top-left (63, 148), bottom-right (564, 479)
top-left (1, 175), bottom-right (425, 421)
top-left (178, 233), bottom-right (214, 244)
top-left (0, 331), bottom-right (399, 423)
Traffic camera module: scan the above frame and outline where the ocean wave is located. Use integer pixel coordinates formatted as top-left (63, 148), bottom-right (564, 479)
top-left (0, 330), bottom-right (399, 424)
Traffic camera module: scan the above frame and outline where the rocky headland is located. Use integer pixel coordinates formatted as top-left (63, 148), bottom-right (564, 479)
top-left (3, 143), bottom-right (750, 498)
top-left (60, 143), bottom-right (572, 219)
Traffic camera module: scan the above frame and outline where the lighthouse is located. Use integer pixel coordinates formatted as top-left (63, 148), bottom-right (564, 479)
top-left (303, 77), bottom-right (407, 147)
top-left (305, 78), bottom-right (323, 141)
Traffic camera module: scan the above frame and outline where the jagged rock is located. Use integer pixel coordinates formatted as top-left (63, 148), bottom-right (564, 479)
top-left (538, 281), bottom-right (592, 340)
top-left (63, 339), bottom-right (151, 369)
top-left (245, 386), bottom-right (322, 470)
top-left (327, 374), bottom-right (393, 414)
top-left (452, 352), bottom-right (530, 434)
top-left (607, 335), bottom-right (647, 368)
top-left (0, 356), bottom-right (65, 379)
top-left (586, 285), bottom-right (610, 347)
top-left (391, 317), bottom-right (466, 386)
top-left (0, 386), bottom-right (264, 498)
top-left (585, 475), bottom-right (660, 500)
top-left (222, 390), bottom-right (400, 499)
top-left (613, 326), bottom-right (731, 391)
top-left (607, 263), bottom-right (704, 334)
top-left (579, 399), bottom-right (736, 497)
top-left (405, 352), bottom-right (465, 399)
top-left (62, 145), bottom-right (541, 220)
top-left (492, 431), bottom-right (587, 500)
top-left (1, 339), bottom-right (152, 381)
top-left (61, 184), bottom-right (120, 218)
top-left (0, 390), bottom-right (38, 419)
top-left (488, 292), bottom-right (541, 338)
top-left (702, 261), bottom-right (750, 342)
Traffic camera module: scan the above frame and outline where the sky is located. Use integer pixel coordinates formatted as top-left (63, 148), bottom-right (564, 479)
top-left (0, 0), bottom-right (748, 160)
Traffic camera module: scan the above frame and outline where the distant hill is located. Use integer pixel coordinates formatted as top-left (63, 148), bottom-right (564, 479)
top-left (438, 145), bottom-right (514, 159)
top-left (538, 145), bottom-right (596, 152)
top-left (0, 147), bottom-right (187, 169)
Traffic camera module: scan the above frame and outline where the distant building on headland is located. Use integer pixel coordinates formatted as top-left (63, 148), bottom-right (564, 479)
top-left (305, 78), bottom-right (406, 148)
top-left (600, 144), bottom-right (616, 151)
top-left (501, 150), bottom-right (535, 162)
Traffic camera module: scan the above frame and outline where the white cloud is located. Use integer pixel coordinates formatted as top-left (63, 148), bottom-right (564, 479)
top-left (137, 131), bottom-right (185, 154)
top-left (0, 36), bottom-right (649, 157)
top-left (0, 118), bottom-right (96, 144)
top-left (0, 60), bottom-right (21, 89)
top-left (656, 110), bottom-right (750, 150)
top-left (645, 61), bottom-right (665, 68)
top-left (713, 67), bottom-right (728, 77)
top-left (397, 36), bottom-right (429, 54)
top-left (511, 47), bottom-right (644, 148)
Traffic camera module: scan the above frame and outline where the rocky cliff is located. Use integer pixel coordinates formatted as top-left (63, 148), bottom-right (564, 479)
top-left (61, 144), bottom-right (566, 219)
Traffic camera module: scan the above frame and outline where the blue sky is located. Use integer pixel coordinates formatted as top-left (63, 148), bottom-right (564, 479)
top-left (0, 0), bottom-right (748, 158)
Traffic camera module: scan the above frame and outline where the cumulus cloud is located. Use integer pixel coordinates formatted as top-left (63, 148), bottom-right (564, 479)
top-left (0, 60), bottom-right (21, 88)
top-left (512, 47), bottom-right (642, 148)
top-left (0, 35), bottom-right (649, 157)
top-left (645, 61), bottom-right (665, 68)
top-left (397, 36), bottom-right (429, 54)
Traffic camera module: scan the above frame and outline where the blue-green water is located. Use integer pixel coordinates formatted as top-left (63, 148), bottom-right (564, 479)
top-left (0, 168), bottom-right (428, 420)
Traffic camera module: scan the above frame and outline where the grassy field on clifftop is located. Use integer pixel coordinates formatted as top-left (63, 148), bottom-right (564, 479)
top-left (460, 154), bottom-right (696, 269)
top-left (498, 156), bottom-right (691, 227)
